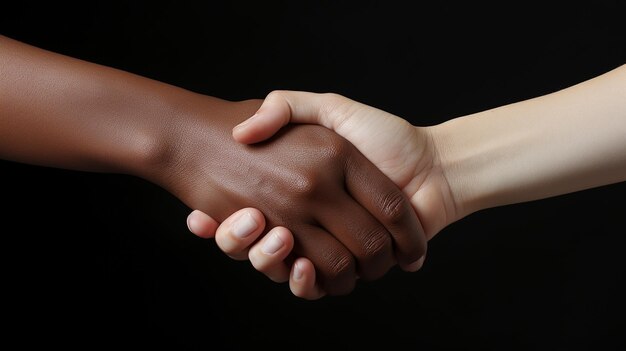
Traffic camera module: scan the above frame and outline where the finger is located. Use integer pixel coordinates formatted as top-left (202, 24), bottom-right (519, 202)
top-left (401, 255), bottom-right (426, 272)
top-left (344, 153), bottom-right (427, 267)
top-left (248, 226), bottom-right (294, 283)
top-left (291, 225), bottom-right (357, 296)
top-left (232, 90), bottom-right (345, 144)
top-left (215, 208), bottom-right (266, 260)
top-left (289, 257), bottom-right (326, 300)
top-left (317, 196), bottom-right (395, 281)
top-left (187, 210), bottom-right (220, 239)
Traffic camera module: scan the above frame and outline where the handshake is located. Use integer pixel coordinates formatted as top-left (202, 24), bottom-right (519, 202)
top-left (181, 91), bottom-right (446, 299)
top-left (2, 35), bottom-right (624, 300)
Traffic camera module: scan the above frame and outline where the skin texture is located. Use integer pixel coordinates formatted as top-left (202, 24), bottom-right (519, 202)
top-left (189, 64), bottom-right (626, 298)
top-left (190, 92), bottom-right (452, 298)
top-left (0, 35), bottom-right (427, 295)
top-left (234, 92), bottom-right (456, 237)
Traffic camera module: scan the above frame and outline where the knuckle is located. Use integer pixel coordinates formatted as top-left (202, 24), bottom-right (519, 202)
top-left (356, 230), bottom-right (394, 281)
top-left (297, 125), bottom-right (350, 164)
top-left (265, 90), bottom-right (286, 101)
top-left (379, 191), bottom-right (409, 224)
top-left (323, 251), bottom-right (355, 281)
top-left (290, 174), bottom-right (321, 199)
top-left (361, 230), bottom-right (393, 258)
top-left (318, 133), bottom-right (349, 162)
top-left (320, 93), bottom-right (355, 129)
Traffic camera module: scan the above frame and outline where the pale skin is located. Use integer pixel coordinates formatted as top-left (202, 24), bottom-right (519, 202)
top-left (189, 63), bottom-right (626, 299)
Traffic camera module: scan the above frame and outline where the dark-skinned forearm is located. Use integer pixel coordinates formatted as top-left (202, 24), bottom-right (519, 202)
top-left (0, 35), bottom-right (427, 294)
top-left (0, 34), bottom-right (205, 178)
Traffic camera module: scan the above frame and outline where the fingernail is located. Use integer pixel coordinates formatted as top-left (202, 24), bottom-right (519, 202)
top-left (232, 212), bottom-right (257, 238)
top-left (406, 256), bottom-right (425, 272)
top-left (293, 262), bottom-right (304, 280)
top-left (186, 214), bottom-right (193, 232)
top-left (261, 232), bottom-right (284, 255)
top-left (234, 113), bottom-right (258, 129)
top-left (186, 211), bottom-right (199, 233)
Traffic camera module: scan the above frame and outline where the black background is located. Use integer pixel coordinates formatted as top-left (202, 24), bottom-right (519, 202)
top-left (1, 1), bottom-right (625, 350)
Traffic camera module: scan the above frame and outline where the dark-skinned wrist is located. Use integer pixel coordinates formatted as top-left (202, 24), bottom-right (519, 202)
top-left (135, 91), bottom-right (263, 212)
top-left (104, 85), bottom-right (192, 184)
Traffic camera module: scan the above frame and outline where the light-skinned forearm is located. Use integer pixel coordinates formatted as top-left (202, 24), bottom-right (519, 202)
top-left (432, 64), bottom-right (626, 219)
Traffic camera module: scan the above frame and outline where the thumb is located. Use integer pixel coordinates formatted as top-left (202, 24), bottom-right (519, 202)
top-left (232, 90), bottom-right (343, 144)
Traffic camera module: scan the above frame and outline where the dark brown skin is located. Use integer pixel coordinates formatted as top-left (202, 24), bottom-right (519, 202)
top-left (0, 35), bottom-right (426, 295)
